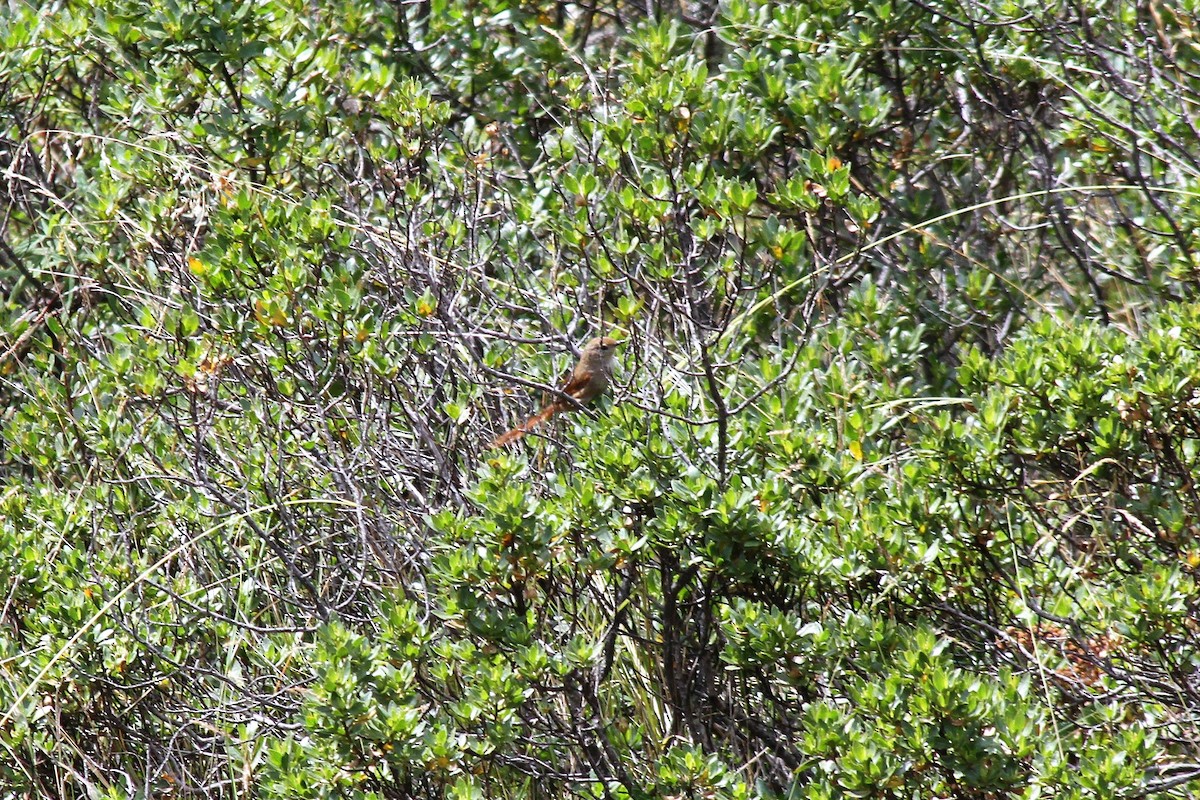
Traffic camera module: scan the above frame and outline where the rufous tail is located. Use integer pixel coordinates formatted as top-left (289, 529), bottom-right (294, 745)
top-left (489, 404), bottom-right (561, 448)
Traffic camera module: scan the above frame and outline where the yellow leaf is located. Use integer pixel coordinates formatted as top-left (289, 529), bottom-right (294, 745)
top-left (416, 296), bottom-right (437, 317)
top-left (848, 440), bottom-right (863, 460)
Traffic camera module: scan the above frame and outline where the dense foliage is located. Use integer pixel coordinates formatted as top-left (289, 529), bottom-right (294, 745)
top-left (3, 0), bottom-right (1200, 797)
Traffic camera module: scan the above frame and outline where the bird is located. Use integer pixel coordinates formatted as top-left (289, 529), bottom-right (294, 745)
top-left (490, 337), bottom-right (620, 448)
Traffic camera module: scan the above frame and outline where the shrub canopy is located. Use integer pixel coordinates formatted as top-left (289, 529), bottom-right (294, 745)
top-left (2, 0), bottom-right (1200, 797)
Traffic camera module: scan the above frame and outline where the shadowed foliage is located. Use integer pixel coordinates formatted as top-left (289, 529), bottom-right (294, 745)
top-left (2, 0), bottom-right (1200, 797)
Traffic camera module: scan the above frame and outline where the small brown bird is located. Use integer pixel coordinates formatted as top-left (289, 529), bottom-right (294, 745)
top-left (490, 337), bottom-right (620, 447)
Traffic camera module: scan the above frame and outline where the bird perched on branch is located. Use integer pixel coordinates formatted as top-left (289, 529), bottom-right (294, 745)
top-left (490, 337), bottom-right (620, 448)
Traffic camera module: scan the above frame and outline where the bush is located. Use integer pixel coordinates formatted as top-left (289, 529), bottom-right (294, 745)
top-left (2, 0), bottom-right (1199, 797)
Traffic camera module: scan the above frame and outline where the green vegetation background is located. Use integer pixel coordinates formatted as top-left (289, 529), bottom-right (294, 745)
top-left (3, 0), bottom-right (1200, 797)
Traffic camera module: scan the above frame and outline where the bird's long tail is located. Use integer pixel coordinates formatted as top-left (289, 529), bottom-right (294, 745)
top-left (489, 403), bottom-right (561, 448)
